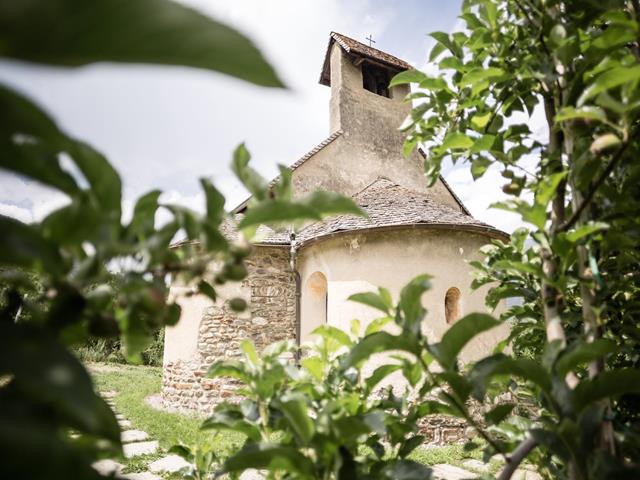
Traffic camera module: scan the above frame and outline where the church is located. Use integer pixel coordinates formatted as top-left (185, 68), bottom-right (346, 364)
top-left (161, 32), bottom-right (508, 423)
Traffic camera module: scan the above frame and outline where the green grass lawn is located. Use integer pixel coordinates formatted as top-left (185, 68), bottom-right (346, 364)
top-left (89, 362), bottom-right (244, 474)
top-left (88, 362), bottom-right (501, 476)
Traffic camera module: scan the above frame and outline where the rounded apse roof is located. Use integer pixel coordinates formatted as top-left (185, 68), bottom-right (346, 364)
top-left (218, 177), bottom-right (508, 248)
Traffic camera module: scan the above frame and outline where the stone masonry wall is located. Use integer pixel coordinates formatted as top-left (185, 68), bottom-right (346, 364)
top-left (161, 247), bottom-right (296, 414)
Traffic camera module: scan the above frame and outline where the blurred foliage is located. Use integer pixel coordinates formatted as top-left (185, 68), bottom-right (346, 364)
top-left (391, 0), bottom-right (640, 478)
top-left (3, 0), bottom-right (640, 479)
top-left (0, 1), bottom-right (360, 479)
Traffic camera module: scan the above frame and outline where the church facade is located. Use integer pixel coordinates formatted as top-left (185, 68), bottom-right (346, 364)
top-left (161, 33), bottom-right (508, 440)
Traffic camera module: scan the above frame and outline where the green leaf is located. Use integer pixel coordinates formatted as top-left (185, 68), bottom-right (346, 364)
top-left (128, 190), bottom-right (162, 239)
top-left (480, 1), bottom-right (498, 28)
top-left (302, 190), bottom-right (364, 217)
top-left (429, 41), bottom-right (447, 62)
top-left (389, 69), bottom-right (427, 87)
top-left (239, 201), bottom-right (320, 229)
top-left (240, 340), bottom-right (259, 369)
top-left (439, 56), bottom-right (465, 71)
top-left (201, 407), bottom-right (261, 441)
top-left (459, 67), bottom-right (506, 94)
top-left (40, 197), bottom-right (102, 245)
top-left (239, 190), bottom-right (363, 230)
top-left (398, 436), bottom-right (426, 458)
top-left (574, 369), bottom-right (640, 412)
top-left (278, 395), bottom-right (314, 445)
top-left (437, 371), bottom-right (472, 401)
top-left (223, 443), bottom-right (314, 475)
top-left (200, 178), bottom-right (226, 227)
top-left (417, 400), bottom-right (462, 417)
top-left (232, 143), bottom-right (268, 201)
top-left (70, 140), bottom-right (122, 215)
top-left (345, 332), bottom-right (420, 367)
top-left (484, 403), bottom-right (515, 425)
top-left (0, 0), bottom-right (284, 87)
top-left (579, 65), bottom-right (640, 105)
top-left (535, 171), bottom-right (567, 208)
top-left (198, 280), bottom-right (217, 302)
top-left (592, 25), bottom-right (637, 50)
top-left (555, 106), bottom-right (608, 123)
top-left (433, 313), bottom-right (501, 369)
top-left (165, 302), bottom-right (181, 327)
top-left (301, 356), bottom-right (324, 380)
top-left (440, 131), bottom-right (475, 150)
top-left (430, 31), bottom-right (461, 58)
top-left (0, 215), bottom-right (65, 275)
top-left (0, 85), bottom-right (78, 194)
top-left (555, 339), bottom-right (618, 378)
top-left (0, 323), bottom-right (120, 442)
top-left (348, 292), bottom-right (391, 315)
top-left (419, 77), bottom-right (449, 90)
top-left (564, 222), bottom-right (609, 243)
top-left (470, 354), bottom-right (552, 397)
top-left (470, 111), bottom-right (492, 129)
top-left (398, 274), bottom-right (432, 333)
top-left (208, 360), bottom-right (250, 383)
top-left (312, 325), bottom-right (353, 348)
top-left (365, 364), bottom-right (402, 393)
top-left (274, 164), bottom-right (293, 200)
top-left (471, 156), bottom-right (492, 179)
top-left (364, 316), bottom-right (393, 336)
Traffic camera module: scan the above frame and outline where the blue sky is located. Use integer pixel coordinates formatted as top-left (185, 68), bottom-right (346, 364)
top-left (0, 0), bottom-right (525, 232)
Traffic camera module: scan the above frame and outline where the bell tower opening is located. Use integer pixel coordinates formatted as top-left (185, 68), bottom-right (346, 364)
top-left (362, 63), bottom-right (390, 98)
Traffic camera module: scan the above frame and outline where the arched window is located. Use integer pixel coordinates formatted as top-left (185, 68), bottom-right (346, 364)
top-left (445, 287), bottom-right (461, 324)
top-left (306, 272), bottom-right (328, 331)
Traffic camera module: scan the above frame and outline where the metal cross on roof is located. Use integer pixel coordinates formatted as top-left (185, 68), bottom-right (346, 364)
top-left (365, 34), bottom-right (376, 47)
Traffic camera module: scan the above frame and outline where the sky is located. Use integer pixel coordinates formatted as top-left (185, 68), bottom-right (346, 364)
top-left (0, 0), bottom-right (537, 233)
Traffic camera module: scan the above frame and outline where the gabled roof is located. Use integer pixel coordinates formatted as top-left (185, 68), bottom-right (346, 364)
top-left (232, 130), bottom-right (343, 214)
top-left (296, 178), bottom-right (508, 244)
top-left (319, 32), bottom-right (413, 86)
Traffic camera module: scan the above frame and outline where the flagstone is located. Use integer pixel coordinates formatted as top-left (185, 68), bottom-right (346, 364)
top-left (149, 454), bottom-right (191, 473)
top-left (431, 464), bottom-right (476, 480)
top-left (92, 459), bottom-right (124, 476)
top-left (123, 440), bottom-right (159, 458)
top-left (117, 472), bottom-right (162, 480)
top-left (121, 429), bottom-right (149, 443)
top-left (462, 459), bottom-right (490, 472)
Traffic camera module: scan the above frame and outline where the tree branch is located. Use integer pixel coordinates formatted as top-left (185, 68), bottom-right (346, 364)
top-left (559, 140), bottom-right (632, 232)
top-left (497, 437), bottom-right (538, 480)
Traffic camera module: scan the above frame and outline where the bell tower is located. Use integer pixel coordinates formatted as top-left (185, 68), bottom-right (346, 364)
top-left (319, 32), bottom-right (412, 148)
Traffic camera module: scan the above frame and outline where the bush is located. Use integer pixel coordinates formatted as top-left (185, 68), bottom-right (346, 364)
top-left (75, 328), bottom-right (165, 366)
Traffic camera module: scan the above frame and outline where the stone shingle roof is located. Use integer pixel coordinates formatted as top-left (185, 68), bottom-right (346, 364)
top-left (296, 178), bottom-right (506, 243)
top-left (319, 32), bottom-right (413, 86)
top-left (176, 179), bottom-right (505, 249)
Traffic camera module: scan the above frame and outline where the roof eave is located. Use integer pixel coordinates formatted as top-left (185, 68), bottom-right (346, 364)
top-left (297, 222), bottom-right (510, 250)
top-left (319, 32), bottom-right (412, 87)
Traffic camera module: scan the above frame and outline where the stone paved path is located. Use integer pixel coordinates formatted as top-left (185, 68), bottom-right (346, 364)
top-left (93, 391), bottom-right (181, 480)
